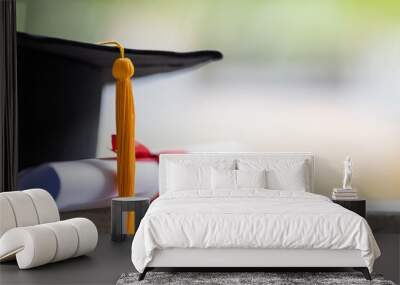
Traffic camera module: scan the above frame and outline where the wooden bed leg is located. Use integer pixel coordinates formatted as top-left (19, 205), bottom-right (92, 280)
top-left (354, 267), bottom-right (372, 280)
top-left (138, 268), bottom-right (148, 281)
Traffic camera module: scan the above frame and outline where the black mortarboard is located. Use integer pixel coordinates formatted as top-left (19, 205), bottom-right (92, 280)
top-left (17, 32), bottom-right (222, 169)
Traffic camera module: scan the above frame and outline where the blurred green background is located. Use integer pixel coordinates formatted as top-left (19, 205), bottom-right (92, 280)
top-left (17, 0), bottom-right (400, 61)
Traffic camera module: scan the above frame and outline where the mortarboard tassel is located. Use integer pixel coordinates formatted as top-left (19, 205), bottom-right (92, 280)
top-left (99, 41), bottom-right (136, 235)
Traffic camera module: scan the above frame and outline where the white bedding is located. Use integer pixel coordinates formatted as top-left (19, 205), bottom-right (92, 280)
top-left (131, 190), bottom-right (380, 273)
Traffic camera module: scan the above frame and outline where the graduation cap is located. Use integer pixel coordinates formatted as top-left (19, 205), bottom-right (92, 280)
top-left (17, 32), bottom-right (222, 169)
top-left (18, 32), bottom-right (222, 79)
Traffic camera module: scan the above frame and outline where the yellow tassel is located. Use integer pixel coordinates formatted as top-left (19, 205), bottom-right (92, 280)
top-left (100, 41), bottom-right (136, 234)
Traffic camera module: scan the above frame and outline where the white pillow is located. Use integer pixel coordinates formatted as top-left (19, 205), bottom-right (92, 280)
top-left (211, 169), bottom-right (236, 190)
top-left (165, 159), bottom-right (236, 192)
top-left (237, 169), bottom-right (267, 188)
top-left (267, 164), bottom-right (306, 191)
top-left (211, 169), bottom-right (268, 190)
top-left (167, 163), bottom-right (211, 191)
top-left (238, 159), bottom-right (308, 191)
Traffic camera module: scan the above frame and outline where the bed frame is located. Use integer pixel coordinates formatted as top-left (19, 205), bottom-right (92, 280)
top-left (140, 248), bottom-right (370, 280)
top-left (139, 153), bottom-right (371, 281)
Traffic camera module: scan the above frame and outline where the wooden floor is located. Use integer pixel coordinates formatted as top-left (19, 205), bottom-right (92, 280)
top-left (0, 235), bottom-right (134, 285)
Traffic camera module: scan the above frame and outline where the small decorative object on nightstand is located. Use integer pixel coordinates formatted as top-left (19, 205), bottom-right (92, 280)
top-left (332, 156), bottom-right (366, 218)
top-left (332, 156), bottom-right (359, 200)
top-left (332, 199), bottom-right (366, 218)
top-left (111, 196), bottom-right (150, 242)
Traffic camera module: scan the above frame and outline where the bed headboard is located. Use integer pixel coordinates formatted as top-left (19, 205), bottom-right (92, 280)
top-left (159, 152), bottom-right (314, 195)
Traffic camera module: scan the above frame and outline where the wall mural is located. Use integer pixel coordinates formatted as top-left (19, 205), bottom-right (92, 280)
top-left (16, 0), bottom-right (400, 212)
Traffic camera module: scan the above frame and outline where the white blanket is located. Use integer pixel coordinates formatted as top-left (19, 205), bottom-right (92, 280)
top-left (131, 190), bottom-right (380, 272)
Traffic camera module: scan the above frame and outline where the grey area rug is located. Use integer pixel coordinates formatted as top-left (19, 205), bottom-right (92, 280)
top-left (117, 272), bottom-right (396, 285)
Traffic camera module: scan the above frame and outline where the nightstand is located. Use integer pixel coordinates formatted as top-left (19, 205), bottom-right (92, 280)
top-left (332, 199), bottom-right (366, 218)
top-left (111, 196), bottom-right (150, 241)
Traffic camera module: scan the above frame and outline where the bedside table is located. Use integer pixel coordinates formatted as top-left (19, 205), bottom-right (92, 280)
top-left (332, 199), bottom-right (366, 218)
top-left (111, 196), bottom-right (150, 242)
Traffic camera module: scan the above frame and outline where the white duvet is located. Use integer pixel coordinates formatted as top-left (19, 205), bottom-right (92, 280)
top-left (131, 190), bottom-right (380, 272)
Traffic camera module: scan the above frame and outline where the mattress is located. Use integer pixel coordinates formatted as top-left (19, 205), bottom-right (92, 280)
top-left (131, 190), bottom-right (380, 273)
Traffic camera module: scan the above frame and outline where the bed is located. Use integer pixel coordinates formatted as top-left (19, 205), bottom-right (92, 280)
top-left (131, 153), bottom-right (380, 280)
